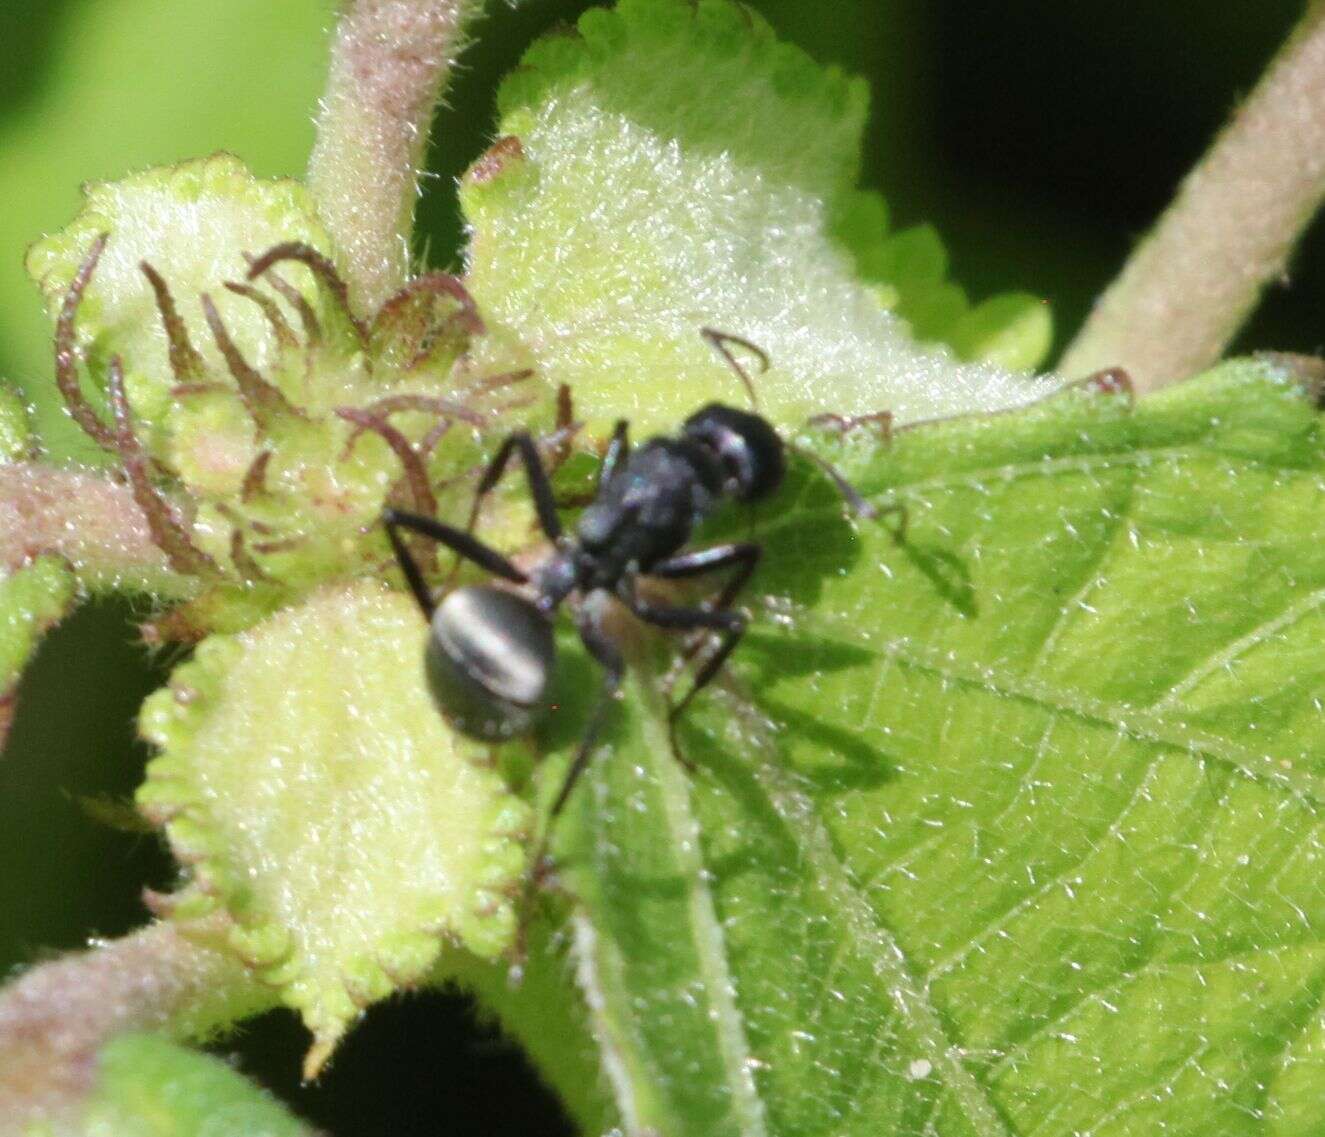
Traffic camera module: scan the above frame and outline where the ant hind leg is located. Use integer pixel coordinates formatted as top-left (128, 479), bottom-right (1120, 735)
top-left (383, 508), bottom-right (528, 619)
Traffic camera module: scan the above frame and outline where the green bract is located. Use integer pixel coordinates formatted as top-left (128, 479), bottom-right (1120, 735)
top-left (83, 1034), bottom-right (315, 1136)
top-left (137, 582), bottom-right (532, 1074)
top-left (21, 153), bottom-right (552, 631)
top-left (461, 0), bottom-right (1055, 437)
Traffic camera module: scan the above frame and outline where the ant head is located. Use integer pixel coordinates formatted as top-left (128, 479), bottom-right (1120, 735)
top-left (683, 403), bottom-right (785, 502)
top-left (425, 585), bottom-right (556, 741)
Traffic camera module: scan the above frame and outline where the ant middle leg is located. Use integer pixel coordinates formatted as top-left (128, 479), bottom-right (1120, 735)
top-left (383, 508), bottom-right (527, 618)
top-left (621, 590), bottom-right (747, 727)
top-left (649, 541), bottom-right (761, 612)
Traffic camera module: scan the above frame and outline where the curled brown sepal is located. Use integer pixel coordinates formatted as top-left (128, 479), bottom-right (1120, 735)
top-left (222, 281), bottom-right (300, 352)
top-left (53, 232), bottom-right (116, 450)
top-left (243, 253), bottom-right (323, 347)
top-left (247, 242), bottom-right (369, 348)
top-left (355, 393), bottom-right (489, 430)
top-left (107, 357), bottom-right (218, 577)
top-left (200, 294), bottom-right (303, 429)
top-left (373, 272), bottom-right (487, 370)
top-left (334, 406), bottom-right (437, 518)
top-left (140, 261), bottom-right (208, 383)
top-left (229, 528), bottom-right (269, 583)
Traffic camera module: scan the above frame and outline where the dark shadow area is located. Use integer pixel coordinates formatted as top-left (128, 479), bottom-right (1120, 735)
top-left (0, 600), bottom-right (174, 972)
top-left (221, 991), bottom-right (576, 1137)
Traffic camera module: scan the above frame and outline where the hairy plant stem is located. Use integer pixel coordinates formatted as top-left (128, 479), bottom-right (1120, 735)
top-left (0, 463), bottom-right (186, 595)
top-left (0, 921), bottom-right (274, 1132)
top-left (307, 0), bottom-right (483, 315)
top-left (1061, 2), bottom-right (1325, 390)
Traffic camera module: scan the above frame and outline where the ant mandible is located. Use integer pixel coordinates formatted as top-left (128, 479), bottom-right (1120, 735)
top-left (383, 328), bottom-right (881, 841)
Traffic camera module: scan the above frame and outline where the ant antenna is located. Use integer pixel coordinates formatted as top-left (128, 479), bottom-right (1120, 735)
top-left (700, 327), bottom-right (766, 410)
top-left (699, 327), bottom-right (880, 520)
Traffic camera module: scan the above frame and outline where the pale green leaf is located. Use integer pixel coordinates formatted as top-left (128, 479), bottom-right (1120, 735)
top-left (543, 360), bottom-right (1325, 1136)
top-left (83, 1033), bottom-right (315, 1137)
top-left (137, 581), bottom-right (532, 1073)
top-left (460, 0), bottom-right (1058, 438)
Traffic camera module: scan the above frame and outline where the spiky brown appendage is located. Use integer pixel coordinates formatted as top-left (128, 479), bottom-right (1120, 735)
top-left (200, 294), bottom-right (302, 428)
top-left (141, 262), bottom-right (208, 383)
top-left (54, 233), bottom-right (116, 450)
top-left (106, 358), bottom-right (217, 577)
top-left (247, 242), bottom-right (368, 347)
top-left (334, 406), bottom-right (437, 519)
top-left (222, 281), bottom-right (300, 351)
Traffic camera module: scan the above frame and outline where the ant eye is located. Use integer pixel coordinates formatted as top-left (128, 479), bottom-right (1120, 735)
top-left (425, 586), bottom-right (555, 740)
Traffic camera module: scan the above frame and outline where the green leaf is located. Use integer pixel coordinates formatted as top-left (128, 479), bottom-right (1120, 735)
top-left (137, 582), bottom-right (532, 1075)
top-left (544, 360), bottom-right (1325, 1136)
top-left (948, 292), bottom-right (1053, 371)
top-left (1, 555), bottom-right (76, 746)
top-left (460, 0), bottom-right (1057, 439)
top-left (83, 1033), bottom-right (315, 1136)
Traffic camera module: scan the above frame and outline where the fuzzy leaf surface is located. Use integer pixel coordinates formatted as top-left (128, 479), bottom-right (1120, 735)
top-left (460, 0), bottom-right (1056, 437)
top-left (545, 361), bottom-right (1325, 1137)
top-left (136, 582), bottom-right (531, 1073)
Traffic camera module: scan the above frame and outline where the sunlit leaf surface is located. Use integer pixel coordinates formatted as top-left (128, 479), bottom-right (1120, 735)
top-left (545, 361), bottom-right (1325, 1137)
top-left (461, 0), bottom-right (1057, 437)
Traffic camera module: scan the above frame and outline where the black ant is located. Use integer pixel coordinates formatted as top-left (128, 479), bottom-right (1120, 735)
top-left (383, 329), bottom-right (883, 912)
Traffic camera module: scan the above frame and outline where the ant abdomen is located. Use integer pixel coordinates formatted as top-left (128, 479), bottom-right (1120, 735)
top-left (426, 585), bottom-right (556, 741)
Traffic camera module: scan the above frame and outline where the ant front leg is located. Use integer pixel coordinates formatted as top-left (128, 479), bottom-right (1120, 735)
top-left (383, 508), bottom-right (527, 619)
top-left (466, 432), bottom-right (564, 543)
top-left (599, 420), bottom-right (630, 489)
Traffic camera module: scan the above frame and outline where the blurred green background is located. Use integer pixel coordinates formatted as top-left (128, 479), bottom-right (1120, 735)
top-left (0, 1), bottom-right (1314, 1132)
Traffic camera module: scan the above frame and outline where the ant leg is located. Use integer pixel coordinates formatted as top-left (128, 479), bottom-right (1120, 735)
top-left (467, 432), bottom-right (563, 542)
top-left (649, 542), bottom-right (761, 612)
top-left (513, 601), bottom-right (624, 973)
top-left (548, 604), bottom-right (627, 822)
top-left (383, 508), bottom-right (527, 620)
top-left (599, 420), bottom-right (631, 489)
top-left (784, 439), bottom-right (880, 520)
top-left (622, 592), bottom-right (746, 724)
